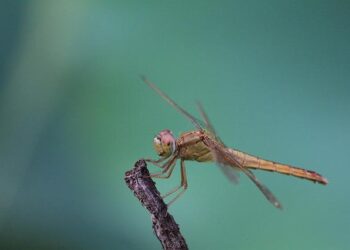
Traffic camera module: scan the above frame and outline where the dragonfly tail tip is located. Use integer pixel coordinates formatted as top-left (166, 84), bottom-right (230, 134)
top-left (321, 177), bottom-right (328, 185)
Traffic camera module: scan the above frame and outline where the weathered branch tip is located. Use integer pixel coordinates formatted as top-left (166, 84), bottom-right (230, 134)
top-left (124, 159), bottom-right (188, 250)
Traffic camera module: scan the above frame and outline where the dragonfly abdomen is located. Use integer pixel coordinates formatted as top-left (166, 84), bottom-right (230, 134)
top-left (228, 148), bottom-right (328, 185)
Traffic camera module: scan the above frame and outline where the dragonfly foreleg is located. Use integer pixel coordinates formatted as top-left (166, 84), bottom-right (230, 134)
top-left (165, 159), bottom-right (188, 207)
top-left (144, 157), bottom-right (167, 168)
top-left (148, 156), bottom-right (177, 178)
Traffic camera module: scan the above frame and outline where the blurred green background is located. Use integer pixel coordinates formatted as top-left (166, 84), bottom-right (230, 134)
top-left (0, 1), bottom-right (349, 249)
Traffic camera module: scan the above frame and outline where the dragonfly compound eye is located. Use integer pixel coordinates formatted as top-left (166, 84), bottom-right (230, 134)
top-left (153, 130), bottom-right (177, 157)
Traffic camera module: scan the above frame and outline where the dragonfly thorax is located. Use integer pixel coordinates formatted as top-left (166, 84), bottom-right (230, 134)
top-left (153, 129), bottom-right (177, 158)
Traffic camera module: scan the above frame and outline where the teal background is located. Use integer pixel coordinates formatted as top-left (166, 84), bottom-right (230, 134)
top-left (0, 1), bottom-right (349, 249)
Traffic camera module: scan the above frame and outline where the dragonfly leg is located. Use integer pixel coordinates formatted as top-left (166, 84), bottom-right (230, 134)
top-left (147, 156), bottom-right (177, 178)
top-left (144, 157), bottom-right (167, 168)
top-left (165, 159), bottom-right (188, 207)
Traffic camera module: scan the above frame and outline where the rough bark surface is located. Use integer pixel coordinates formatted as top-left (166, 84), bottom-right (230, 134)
top-left (124, 160), bottom-right (188, 250)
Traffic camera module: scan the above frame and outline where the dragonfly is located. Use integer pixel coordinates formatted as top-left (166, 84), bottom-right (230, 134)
top-left (142, 77), bottom-right (328, 209)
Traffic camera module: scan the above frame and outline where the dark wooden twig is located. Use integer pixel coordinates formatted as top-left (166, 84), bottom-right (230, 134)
top-left (124, 160), bottom-right (188, 250)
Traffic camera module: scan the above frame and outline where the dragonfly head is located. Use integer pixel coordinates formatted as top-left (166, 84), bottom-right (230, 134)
top-left (153, 129), bottom-right (177, 158)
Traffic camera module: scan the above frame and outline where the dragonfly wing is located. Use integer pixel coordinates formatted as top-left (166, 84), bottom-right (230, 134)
top-left (217, 161), bottom-right (240, 184)
top-left (241, 168), bottom-right (282, 209)
top-left (196, 102), bottom-right (216, 134)
top-left (203, 135), bottom-right (282, 209)
top-left (196, 102), bottom-right (226, 145)
top-left (197, 102), bottom-right (239, 183)
top-left (142, 76), bottom-right (203, 130)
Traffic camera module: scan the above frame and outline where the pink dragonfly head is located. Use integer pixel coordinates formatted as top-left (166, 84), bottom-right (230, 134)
top-left (153, 129), bottom-right (177, 158)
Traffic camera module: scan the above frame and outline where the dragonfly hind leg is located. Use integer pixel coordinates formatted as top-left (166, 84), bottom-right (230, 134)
top-left (163, 159), bottom-right (188, 206)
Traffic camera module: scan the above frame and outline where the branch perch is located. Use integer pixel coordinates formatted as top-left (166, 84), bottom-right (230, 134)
top-left (124, 159), bottom-right (188, 250)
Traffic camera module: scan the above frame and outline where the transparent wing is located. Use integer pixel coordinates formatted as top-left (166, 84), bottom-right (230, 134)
top-left (217, 162), bottom-right (240, 184)
top-left (196, 102), bottom-right (240, 184)
top-left (202, 135), bottom-right (283, 209)
top-left (196, 102), bottom-right (218, 139)
top-left (142, 76), bottom-right (203, 130)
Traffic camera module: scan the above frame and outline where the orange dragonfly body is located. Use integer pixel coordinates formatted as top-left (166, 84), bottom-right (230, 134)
top-left (143, 77), bottom-right (328, 209)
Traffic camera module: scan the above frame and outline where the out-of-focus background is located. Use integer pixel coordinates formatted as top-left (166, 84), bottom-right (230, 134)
top-left (0, 1), bottom-right (349, 249)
